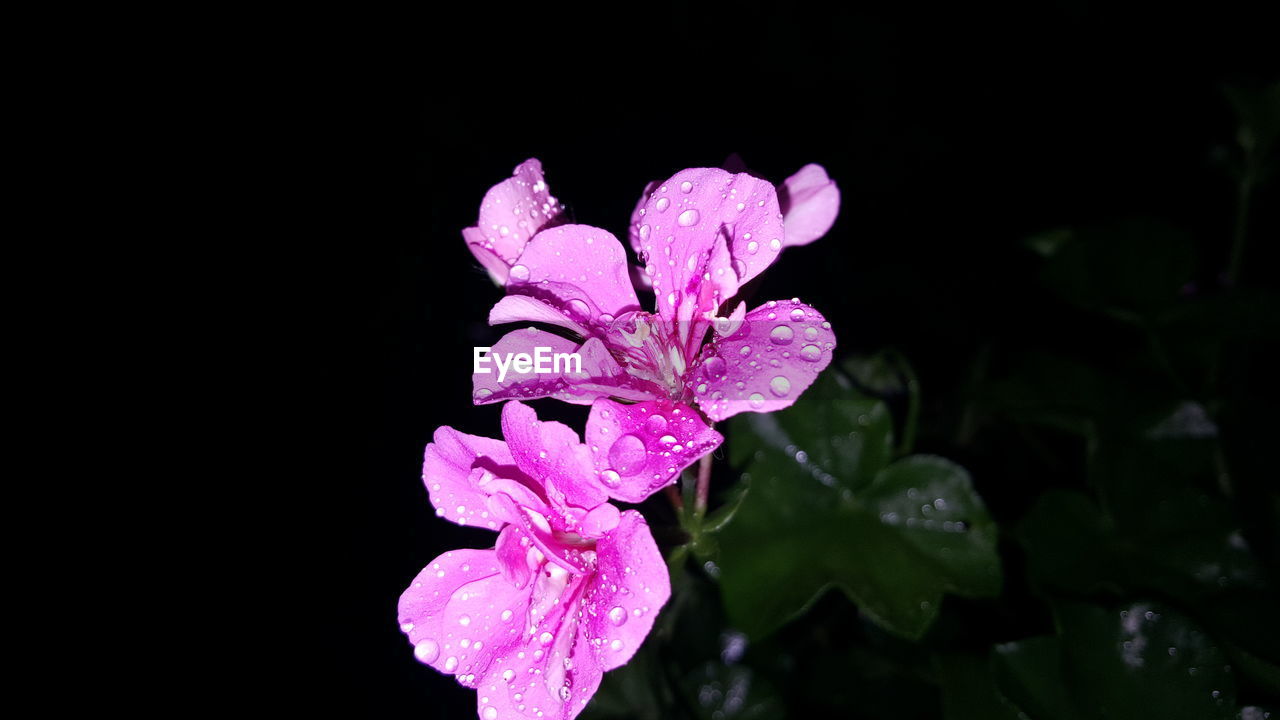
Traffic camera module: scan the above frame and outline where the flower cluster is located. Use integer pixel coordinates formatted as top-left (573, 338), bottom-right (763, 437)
top-left (401, 157), bottom-right (840, 719)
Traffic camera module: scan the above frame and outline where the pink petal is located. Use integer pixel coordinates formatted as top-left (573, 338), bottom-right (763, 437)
top-left (464, 226), bottom-right (515, 285)
top-left (488, 295), bottom-right (589, 336)
top-left (779, 163), bottom-right (840, 247)
top-left (468, 159), bottom-right (564, 271)
top-left (494, 525), bottom-right (533, 590)
top-left (626, 179), bottom-right (661, 257)
top-left (424, 426), bottom-right (519, 530)
top-left (585, 398), bottom-right (723, 503)
top-left (473, 331), bottom-right (660, 406)
top-left (581, 510), bottom-right (670, 671)
top-left (690, 299), bottom-right (836, 421)
top-left (507, 224), bottom-right (641, 324)
top-left (635, 168), bottom-right (784, 324)
top-left (398, 549), bottom-right (529, 683)
top-left (475, 588), bottom-right (604, 720)
top-left (500, 401), bottom-right (607, 512)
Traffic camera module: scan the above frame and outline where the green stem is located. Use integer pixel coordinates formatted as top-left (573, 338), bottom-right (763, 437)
top-left (693, 452), bottom-right (712, 518)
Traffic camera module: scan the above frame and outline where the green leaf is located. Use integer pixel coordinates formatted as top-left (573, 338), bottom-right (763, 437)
top-left (994, 601), bottom-right (1237, 720)
top-left (935, 651), bottom-right (1024, 720)
top-left (680, 663), bottom-right (786, 720)
top-left (703, 476), bottom-right (750, 534)
top-left (719, 372), bottom-right (1000, 640)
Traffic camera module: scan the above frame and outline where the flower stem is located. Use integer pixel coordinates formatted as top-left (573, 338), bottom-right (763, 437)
top-left (694, 452), bottom-right (712, 518)
top-left (664, 484), bottom-right (683, 511)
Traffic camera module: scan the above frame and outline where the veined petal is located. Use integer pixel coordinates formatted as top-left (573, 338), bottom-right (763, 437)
top-left (779, 164), bottom-right (840, 247)
top-left (581, 510), bottom-right (670, 671)
top-left (507, 224), bottom-right (641, 324)
top-left (501, 401), bottom-right (607, 512)
top-left (398, 549), bottom-right (528, 684)
top-left (469, 159), bottom-right (564, 272)
top-left (424, 426), bottom-right (520, 530)
top-left (494, 525), bottom-right (534, 591)
top-left (489, 295), bottom-right (589, 336)
top-left (475, 582), bottom-right (603, 720)
top-left (585, 398), bottom-right (722, 503)
top-left (691, 299), bottom-right (836, 421)
top-left (636, 168), bottom-right (784, 324)
top-left (464, 226), bottom-right (515, 285)
top-left (473, 331), bottom-right (661, 406)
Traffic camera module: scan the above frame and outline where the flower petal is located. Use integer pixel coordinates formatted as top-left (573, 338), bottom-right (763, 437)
top-left (626, 179), bottom-right (661, 257)
top-left (508, 224), bottom-right (641, 324)
top-left (464, 159), bottom-right (564, 283)
top-left (635, 168), bottom-right (784, 324)
top-left (473, 331), bottom-right (660, 406)
top-left (398, 549), bottom-right (529, 684)
top-left (779, 164), bottom-right (840, 247)
top-left (585, 398), bottom-right (723, 503)
top-left (475, 587), bottom-right (604, 720)
top-left (691, 299), bottom-right (836, 421)
top-left (424, 426), bottom-right (521, 530)
top-left (582, 510), bottom-right (670, 671)
top-left (495, 525), bottom-right (533, 590)
top-left (500, 401), bottom-right (607, 512)
top-left (488, 295), bottom-right (588, 336)
top-left (464, 226), bottom-right (515, 285)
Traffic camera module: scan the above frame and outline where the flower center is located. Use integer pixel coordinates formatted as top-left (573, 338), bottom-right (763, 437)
top-left (613, 312), bottom-right (690, 400)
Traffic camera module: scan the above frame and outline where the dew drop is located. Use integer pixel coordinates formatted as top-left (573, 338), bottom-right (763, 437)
top-left (746, 241), bottom-right (759, 254)
top-left (680, 181), bottom-right (693, 193)
top-left (501, 609), bottom-right (513, 622)
top-left (459, 615), bottom-right (471, 627)
top-left (703, 355), bottom-right (727, 378)
top-left (414, 639), bottom-right (440, 664)
top-left (566, 298), bottom-right (590, 319)
top-left (444, 656), bottom-right (459, 672)
top-left (799, 344), bottom-right (822, 362)
top-left (770, 376), bottom-right (792, 397)
top-left (502, 669), bottom-right (515, 683)
top-left (769, 325), bottom-right (794, 345)
top-left (677, 209), bottom-right (700, 226)
top-left (645, 414), bottom-right (667, 434)
top-left (610, 639), bottom-right (624, 652)
top-left (483, 707), bottom-right (499, 720)
top-left (789, 308), bottom-right (806, 322)
top-left (509, 265), bottom-right (530, 282)
top-left (803, 327), bottom-right (819, 340)
top-left (655, 197), bottom-right (670, 212)
top-left (770, 238), bottom-right (781, 251)
top-left (600, 469), bottom-right (622, 488)
top-left (748, 393), bottom-right (766, 408)
top-left (608, 434), bottom-right (648, 476)
top-left (539, 632), bottom-right (554, 645)
top-left (608, 606), bottom-right (628, 626)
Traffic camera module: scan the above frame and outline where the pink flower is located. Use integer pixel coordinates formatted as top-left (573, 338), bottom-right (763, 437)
top-left (472, 163), bottom-right (838, 423)
top-left (399, 401), bottom-right (672, 720)
top-left (463, 159), bottom-right (565, 286)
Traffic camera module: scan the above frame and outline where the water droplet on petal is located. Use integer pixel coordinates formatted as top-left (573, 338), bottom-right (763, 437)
top-left (608, 606), bottom-right (628, 626)
top-left (610, 639), bottom-right (624, 652)
top-left (770, 376), bottom-right (792, 397)
top-left (748, 393), bottom-right (766, 408)
top-left (600, 469), bottom-right (622, 488)
top-left (746, 241), bottom-right (759, 254)
top-left (501, 609), bottom-right (513, 622)
top-left (483, 706), bottom-right (499, 720)
top-left (414, 639), bottom-right (440, 664)
top-left (655, 197), bottom-right (670, 212)
top-left (645, 414), bottom-right (667, 434)
top-left (790, 308), bottom-right (806, 322)
top-left (800, 344), bottom-right (822, 361)
top-left (608, 434), bottom-right (648, 476)
top-left (703, 355), bottom-right (727, 378)
top-left (770, 326), bottom-right (794, 345)
top-left (639, 224), bottom-right (651, 241)
top-left (677, 209), bottom-right (700, 227)
top-left (539, 632), bottom-right (554, 645)
top-left (566, 298), bottom-right (590, 319)
top-left (680, 181), bottom-right (693, 193)
top-left (770, 238), bottom-right (782, 251)
top-left (444, 656), bottom-right (459, 672)
top-left (509, 265), bottom-right (530, 282)
top-left (804, 327), bottom-right (819, 340)
top-left (459, 615), bottom-right (471, 626)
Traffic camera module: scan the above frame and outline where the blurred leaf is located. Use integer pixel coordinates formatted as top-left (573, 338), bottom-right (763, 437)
top-left (720, 371), bottom-right (1000, 640)
top-left (1039, 217), bottom-right (1195, 319)
top-left (843, 350), bottom-right (922, 456)
top-left (935, 651), bottom-right (1024, 720)
top-left (703, 477), bottom-right (750, 534)
top-left (1024, 228), bottom-right (1074, 258)
top-left (994, 601), bottom-right (1237, 720)
top-left (583, 639), bottom-right (675, 720)
top-left (1227, 83), bottom-right (1280, 160)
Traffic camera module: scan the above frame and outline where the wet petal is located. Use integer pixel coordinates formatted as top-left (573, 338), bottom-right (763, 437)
top-left (626, 179), bottom-right (661, 257)
top-left (475, 587), bottom-right (603, 720)
top-left (581, 510), bottom-right (670, 671)
top-left (779, 163), bottom-right (840, 247)
top-left (585, 398), bottom-right (723, 503)
top-left (473, 331), bottom-right (660, 407)
top-left (464, 226), bottom-right (515, 285)
top-left (691, 299), bottom-right (836, 421)
top-left (488, 295), bottom-right (588, 336)
top-left (507, 224), bottom-right (641, 325)
top-left (398, 549), bottom-right (528, 683)
top-left (495, 525), bottom-right (533, 590)
top-left (465, 159), bottom-right (564, 282)
top-left (424, 426), bottom-right (520, 530)
top-left (501, 401), bottom-right (607, 512)
top-left (636, 168), bottom-right (784, 324)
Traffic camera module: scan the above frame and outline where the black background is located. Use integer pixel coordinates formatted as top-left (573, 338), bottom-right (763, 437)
top-left (296, 3), bottom-right (1277, 716)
